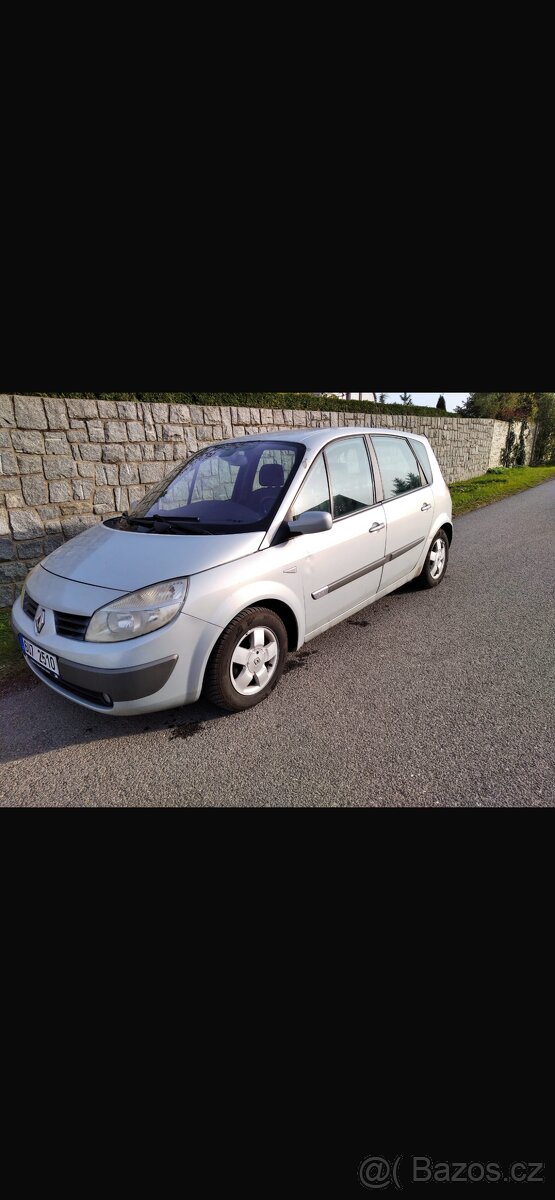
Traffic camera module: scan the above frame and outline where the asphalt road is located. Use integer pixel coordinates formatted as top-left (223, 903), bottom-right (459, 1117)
top-left (2, 481), bottom-right (554, 807)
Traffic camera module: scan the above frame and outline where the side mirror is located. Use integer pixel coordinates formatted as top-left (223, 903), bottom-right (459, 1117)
top-left (288, 511), bottom-right (333, 537)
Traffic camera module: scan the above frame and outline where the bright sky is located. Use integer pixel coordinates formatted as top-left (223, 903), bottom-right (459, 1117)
top-left (346, 393), bottom-right (469, 411)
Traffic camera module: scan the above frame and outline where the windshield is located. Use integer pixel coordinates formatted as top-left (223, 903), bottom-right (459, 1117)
top-left (124, 441), bottom-right (304, 534)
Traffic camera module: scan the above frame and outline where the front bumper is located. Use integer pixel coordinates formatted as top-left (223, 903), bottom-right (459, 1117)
top-left (12, 579), bottom-right (222, 715)
top-left (26, 653), bottom-right (178, 709)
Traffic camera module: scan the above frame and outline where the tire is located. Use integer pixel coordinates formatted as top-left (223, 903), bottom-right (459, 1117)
top-left (419, 530), bottom-right (450, 589)
top-left (204, 607), bottom-right (288, 712)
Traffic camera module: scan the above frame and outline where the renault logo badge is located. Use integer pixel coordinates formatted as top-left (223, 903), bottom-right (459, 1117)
top-left (35, 608), bottom-right (46, 636)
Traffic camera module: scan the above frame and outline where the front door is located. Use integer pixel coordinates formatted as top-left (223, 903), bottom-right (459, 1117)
top-left (291, 438), bottom-right (388, 635)
top-left (371, 435), bottom-right (435, 589)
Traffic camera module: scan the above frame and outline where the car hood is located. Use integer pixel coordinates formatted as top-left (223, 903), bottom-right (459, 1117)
top-left (42, 522), bottom-right (265, 593)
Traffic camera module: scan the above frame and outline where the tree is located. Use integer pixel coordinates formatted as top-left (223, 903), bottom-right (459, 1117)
top-left (400, 393), bottom-right (413, 406)
top-left (515, 422), bottom-right (528, 466)
top-left (533, 394), bottom-right (555, 464)
top-left (437, 395), bottom-right (447, 411)
top-left (458, 393), bottom-right (541, 421)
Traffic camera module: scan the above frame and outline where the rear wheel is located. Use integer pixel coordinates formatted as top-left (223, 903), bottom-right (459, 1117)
top-left (419, 530), bottom-right (449, 588)
top-left (205, 607), bottom-right (288, 712)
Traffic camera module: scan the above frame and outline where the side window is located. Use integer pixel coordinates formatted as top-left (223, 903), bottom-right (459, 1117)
top-left (409, 439), bottom-right (433, 485)
top-left (372, 437), bottom-right (423, 501)
top-left (325, 437), bottom-right (374, 519)
top-left (292, 455), bottom-right (331, 518)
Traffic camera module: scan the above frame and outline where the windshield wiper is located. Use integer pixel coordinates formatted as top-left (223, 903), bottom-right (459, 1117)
top-left (123, 513), bottom-right (215, 536)
top-left (152, 515), bottom-right (215, 536)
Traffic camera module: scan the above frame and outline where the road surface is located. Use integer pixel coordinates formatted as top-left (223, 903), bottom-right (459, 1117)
top-left (2, 480), bottom-right (554, 807)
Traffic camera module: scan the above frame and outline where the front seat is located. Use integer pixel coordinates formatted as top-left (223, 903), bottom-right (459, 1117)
top-left (253, 463), bottom-right (285, 515)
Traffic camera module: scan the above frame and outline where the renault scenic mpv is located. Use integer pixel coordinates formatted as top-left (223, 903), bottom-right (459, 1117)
top-left (12, 429), bottom-right (453, 714)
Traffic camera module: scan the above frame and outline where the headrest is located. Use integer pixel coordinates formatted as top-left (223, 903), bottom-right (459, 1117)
top-left (259, 464), bottom-right (285, 488)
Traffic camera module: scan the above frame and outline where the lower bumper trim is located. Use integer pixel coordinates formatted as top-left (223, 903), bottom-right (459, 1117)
top-left (51, 654), bottom-right (179, 703)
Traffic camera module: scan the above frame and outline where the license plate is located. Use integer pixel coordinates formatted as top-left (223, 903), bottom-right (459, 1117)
top-left (19, 636), bottom-right (60, 678)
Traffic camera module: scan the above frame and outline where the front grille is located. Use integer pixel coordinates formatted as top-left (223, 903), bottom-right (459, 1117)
top-left (32, 664), bottom-right (113, 709)
top-left (24, 590), bottom-right (90, 641)
top-left (54, 612), bottom-right (90, 641)
top-left (23, 591), bottom-right (38, 621)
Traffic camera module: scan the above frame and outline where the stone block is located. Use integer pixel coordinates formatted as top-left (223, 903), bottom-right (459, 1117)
top-left (105, 422), bottom-right (127, 443)
top-left (44, 398), bottom-right (70, 430)
top-left (72, 480), bottom-right (95, 501)
top-left (113, 487), bottom-right (128, 513)
top-left (162, 424), bottom-right (184, 441)
top-left (17, 539), bottom-right (46, 561)
top-left (5, 491), bottom-right (24, 508)
top-left (170, 404), bottom-right (191, 423)
top-left (173, 443), bottom-right (191, 460)
top-left (98, 400), bottom-right (118, 419)
top-left (43, 534), bottom-right (64, 555)
top-left (43, 456), bottom-right (77, 481)
top-left (1, 449), bottom-right (18, 475)
top-left (87, 421), bottom-right (106, 443)
top-left (44, 433), bottom-right (69, 455)
top-left (0, 395), bottom-right (16, 428)
top-left (17, 455), bottom-right (44, 475)
top-left (0, 582), bottom-right (14, 604)
top-left (61, 514), bottom-right (100, 538)
top-left (49, 480), bottom-right (73, 503)
top-left (139, 463), bottom-right (166, 484)
top-left (9, 509), bottom-right (44, 540)
top-left (125, 444), bottom-right (143, 462)
top-left (151, 403), bottom-right (168, 423)
top-left (117, 402), bottom-right (137, 420)
top-left (128, 486), bottom-right (146, 508)
top-left (94, 486), bottom-right (114, 508)
top-left (127, 422), bottom-right (145, 442)
top-left (0, 536), bottom-right (16, 562)
top-left (119, 463), bottom-right (139, 485)
top-left (11, 430), bottom-right (45, 454)
top-left (79, 444), bottom-right (102, 462)
top-left (21, 475), bottom-right (49, 505)
top-left (14, 396), bottom-right (48, 430)
top-left (67, 399), bottom-right (99, 420)
top-left (102, 444), bottom-right (126, 463)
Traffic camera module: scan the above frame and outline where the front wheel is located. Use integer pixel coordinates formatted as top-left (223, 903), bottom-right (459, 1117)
top-left (419, 530), bottom-right (449, 588)
top-left (204, 607), bottom-right (288, 712)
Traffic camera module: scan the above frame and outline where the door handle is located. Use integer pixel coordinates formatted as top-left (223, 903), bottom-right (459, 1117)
top-left (369, 522), bottom-right (385, 533)
top-left (421, 503), bottom-right (432, 512)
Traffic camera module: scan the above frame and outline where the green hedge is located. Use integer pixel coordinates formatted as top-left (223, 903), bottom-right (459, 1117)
top-left (4, 392), bottom-right (459, 418)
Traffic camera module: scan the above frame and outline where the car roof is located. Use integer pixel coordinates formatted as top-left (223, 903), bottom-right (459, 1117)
top-left (229, 426), bottom-right (431, 452)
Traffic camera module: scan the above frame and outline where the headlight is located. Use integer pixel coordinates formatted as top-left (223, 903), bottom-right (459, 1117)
top-left (86, 578), bottom-right (189, 643)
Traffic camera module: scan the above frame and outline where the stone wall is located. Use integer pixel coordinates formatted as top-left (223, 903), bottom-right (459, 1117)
top-left (488, 419), bottom-right (536, 469)
top-left (0, 394), bottom-right (533, 605)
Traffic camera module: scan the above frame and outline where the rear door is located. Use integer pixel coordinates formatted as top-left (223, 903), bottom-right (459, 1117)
top-left (370, 435), bottom-right (435, 590)
top-left (293, 437), bottom-right (387, 636)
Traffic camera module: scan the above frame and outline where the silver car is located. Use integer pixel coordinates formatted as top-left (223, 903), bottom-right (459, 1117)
top-left (11, 428), bottom-right (453, 715)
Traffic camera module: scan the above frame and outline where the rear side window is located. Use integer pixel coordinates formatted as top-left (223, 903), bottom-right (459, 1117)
top-left (371, 436), bottom-right (423, 501)
top-left (409, 439), bottom-right (433, 485)
top-left (325, 437), bottom-right (374, 518)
